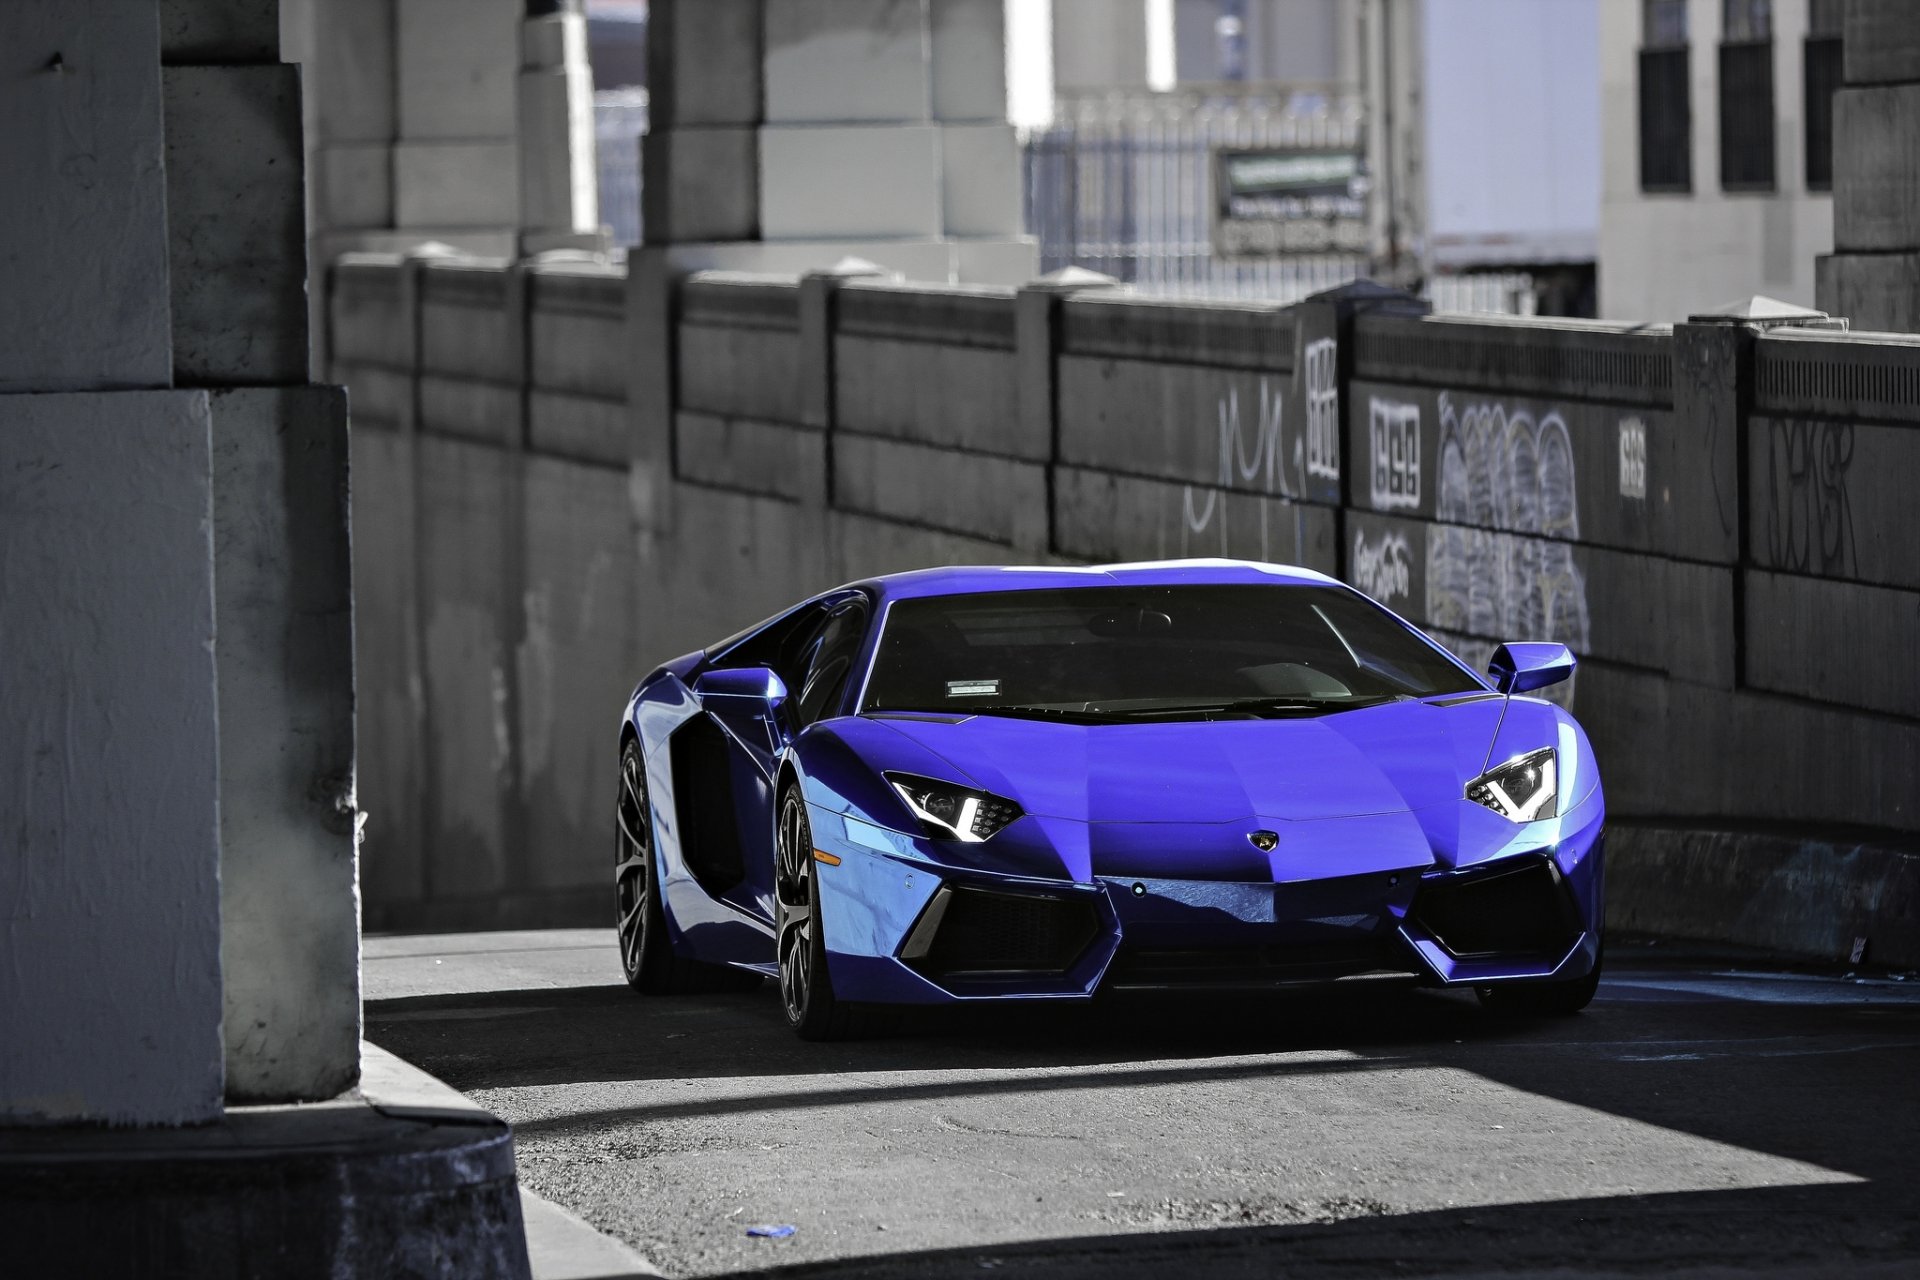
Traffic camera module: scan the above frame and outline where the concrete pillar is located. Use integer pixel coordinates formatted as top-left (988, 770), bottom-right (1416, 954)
top-left (519, 0), bottom-right (602, 253)
top-left (1015, 267), bottom-right (1125, 555)
top-left (1815, 0), bottom-right (1920, 331)
top-left (642, 0), bottom-right (1035, 284)
top-left (0, 1), bottom-right (225, 1125)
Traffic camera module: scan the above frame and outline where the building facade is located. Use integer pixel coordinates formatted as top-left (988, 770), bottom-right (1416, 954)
top-left (1599, 0), bottom-right (1842, 320)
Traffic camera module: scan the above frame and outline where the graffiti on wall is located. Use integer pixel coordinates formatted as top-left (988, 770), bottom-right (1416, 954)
top-left (1350, 527), bottom-right (1411, 606)
top-left (1179, 377), bottom-right (1310, 558)
top-left (1763, 419), bottom-right (1856, 577)
top-left (1304, 338), bottom-right (1340, 481)
top-left (1618, 417), bottom-right (1647, 500)
top-left (1425, 393), bottom-right (1590, 705)
top-left (1368, 397), bottom-right (1421, 509)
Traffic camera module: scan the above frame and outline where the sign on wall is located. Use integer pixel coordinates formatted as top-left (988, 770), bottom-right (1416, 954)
top-left (1212, 148), bottom-right (1371, 256)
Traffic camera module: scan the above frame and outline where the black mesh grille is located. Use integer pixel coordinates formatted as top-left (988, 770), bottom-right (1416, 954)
top-left (1410, 858), bottom-right (1582, 961)
top-left (916, 887), bottom-right (1100, 978)
top-left (1106, 941), bottom-right (1414, 991)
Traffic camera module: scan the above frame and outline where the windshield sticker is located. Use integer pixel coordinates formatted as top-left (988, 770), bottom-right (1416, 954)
top-left (946, 679), bottom-right (1001, 698)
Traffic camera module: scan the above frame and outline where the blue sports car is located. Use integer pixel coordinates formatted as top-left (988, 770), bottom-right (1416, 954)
top-left (615, 560), bottom-right (1604, 1040)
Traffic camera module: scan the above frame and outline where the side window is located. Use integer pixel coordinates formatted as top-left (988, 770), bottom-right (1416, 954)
top-left (719, 604), bottom-right (829, 695)
top-left (795, 601), bottom-right (870, 727)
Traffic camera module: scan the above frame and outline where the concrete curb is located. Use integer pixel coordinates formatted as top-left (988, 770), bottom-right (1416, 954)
top-left (0, 1047), bottom-right (533, 1279)
top-left (1607, 824), bottom-right (1920, 969)
top-left (522, 1188), bottom-right (664, 1280)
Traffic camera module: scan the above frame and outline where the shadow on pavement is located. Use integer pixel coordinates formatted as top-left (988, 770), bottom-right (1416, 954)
top-left (366, 954), bottom-right (1920, 1276)
top-left (694, 1182), bottom-right (1920, 1279)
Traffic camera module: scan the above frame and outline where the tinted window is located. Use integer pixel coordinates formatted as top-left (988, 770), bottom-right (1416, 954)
top-left (715, 604), bottom-right (829, 696)
top-left (795, 601), bottom-right (869, 726)
top-left (861, 585), bottom-right (1479, 722)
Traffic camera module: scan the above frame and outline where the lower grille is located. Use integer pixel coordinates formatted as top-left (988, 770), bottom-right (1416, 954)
top-left (1106, 941), bottom-right (1415, 990)
top-left (903, 885), bottom-right (1101, 978)
top-left (1409, 857), bottom-right (1582, 960)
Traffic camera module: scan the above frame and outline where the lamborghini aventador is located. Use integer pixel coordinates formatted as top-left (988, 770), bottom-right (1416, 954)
top-left (614, 560), bottom-right (1604, 1040)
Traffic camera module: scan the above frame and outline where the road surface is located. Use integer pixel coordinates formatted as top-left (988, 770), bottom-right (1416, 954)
top-left (366, 930), bottom-right (1920, 1278)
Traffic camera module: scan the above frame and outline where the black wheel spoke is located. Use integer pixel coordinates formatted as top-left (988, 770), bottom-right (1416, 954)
top-left (615, 744), bottom-right (656, 983)
top-left (776, 791), bottom-right (818, 1023)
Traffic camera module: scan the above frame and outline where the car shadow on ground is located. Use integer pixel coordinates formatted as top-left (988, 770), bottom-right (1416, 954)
top-left (366, 952), bottom-right (1920, 1275)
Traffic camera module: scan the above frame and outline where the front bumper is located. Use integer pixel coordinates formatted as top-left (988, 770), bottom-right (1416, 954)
top-left (807, 791), bottom-right (1606, 1004)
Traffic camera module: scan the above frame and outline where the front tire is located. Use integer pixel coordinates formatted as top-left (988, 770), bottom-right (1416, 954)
top-left (776, 787), bottom-right (868, 1040)
top-left (615, 737), bottom-right (760, 995)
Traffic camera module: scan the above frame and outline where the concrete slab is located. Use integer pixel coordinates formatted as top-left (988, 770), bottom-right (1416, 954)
top-left (1831, 85), bottom-right (1920, 252)
top-left (396, 140), bottom-right (521, 229)
top-left (646, 0), bottom-right (762, 129)
top-left (397, 0), bottom-right (519, 140)
top-left (940, 124), bottom-right (1024, 237)
top-left (760, 126), bottom-right (943, 240)
top-left (209, 387), bottom-right (360, 1104)
top-left (0, 1), bottom-right (173, 391)
top-left (163, 65), bottom-right (309, 385)
top-left (763, 0), bottom-right (932, 124)
top-left (0, 390), bottom-right (224, 1125)
top-left (159, 0), bottom-right (277, 61)
top-left (931, 0), bottom-right (1011, 122)
top-left (642, 127), bottom-right (761, 243)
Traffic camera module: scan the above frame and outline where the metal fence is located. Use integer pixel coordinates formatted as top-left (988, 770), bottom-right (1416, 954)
top-left (592, 82), bottom-right (1532, 315)
top-left (1022, 87), bottom-right (1368, 303)
top-left (595, 87), bottom-right (648, 247)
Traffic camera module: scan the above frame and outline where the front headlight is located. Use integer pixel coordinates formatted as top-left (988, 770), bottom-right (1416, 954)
top-left (1466, 747), bottom-right (1557, 822)
top-left (885, 772), bottom-right (1023, 842)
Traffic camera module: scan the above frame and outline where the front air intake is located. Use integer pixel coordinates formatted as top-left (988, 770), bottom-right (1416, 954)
top-left (902, 885), bottom-right (1101, 979)
top-left (1409, 856), bottom-right (1583, 961)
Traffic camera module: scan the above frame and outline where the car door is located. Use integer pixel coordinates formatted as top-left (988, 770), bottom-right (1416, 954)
top-left (685, 592), bottom-right (868, 927)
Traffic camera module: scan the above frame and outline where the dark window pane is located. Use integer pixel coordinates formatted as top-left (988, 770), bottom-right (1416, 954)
top-left (1804, 33), bottom-right (1842, 191)
top-left (1639, 47), bottom-right (1693, 191)
top-left (1720, 40), bottom-right (1777, 191)
top-left (1722, 0), bottom-right (1773, 43)
top-left (1644, 0), bottom-right (1689, 48)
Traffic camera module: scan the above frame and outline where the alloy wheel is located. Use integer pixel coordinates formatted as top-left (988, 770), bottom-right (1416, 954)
top-left (614, 743), bottom-right (654, 985)
top-left (775, 790), bottom-right (815, 1024)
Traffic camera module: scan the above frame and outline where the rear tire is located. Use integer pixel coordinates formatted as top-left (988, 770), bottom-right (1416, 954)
top-left (1476, 946), bottom-right (1602, 1016)
top-left (776, 786), bottom-right (873, 1040)
top-left (616, 738), bottom-right (761, 996)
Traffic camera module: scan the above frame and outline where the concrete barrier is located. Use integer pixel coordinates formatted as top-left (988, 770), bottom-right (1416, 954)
top-left (331, 253), bottom-right (1920, 948)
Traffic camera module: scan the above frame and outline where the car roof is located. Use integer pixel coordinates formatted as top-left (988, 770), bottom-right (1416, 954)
top-left (852, 559), bottom-right (1343, 603)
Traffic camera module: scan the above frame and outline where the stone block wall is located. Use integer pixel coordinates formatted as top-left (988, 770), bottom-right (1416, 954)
top-left (332, 255), bottom-right (1920, 931)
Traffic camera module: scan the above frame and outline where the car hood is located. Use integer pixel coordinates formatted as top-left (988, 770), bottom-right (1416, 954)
top-left (868, 696), bottom-right (1509, 824)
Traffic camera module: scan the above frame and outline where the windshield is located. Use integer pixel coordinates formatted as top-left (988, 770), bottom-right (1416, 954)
top-left (859, 584), bottom-right (1482, 723)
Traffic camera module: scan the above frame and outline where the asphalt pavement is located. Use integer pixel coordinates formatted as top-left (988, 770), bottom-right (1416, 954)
top-left (365, 930), bottom-right (1920, 1279)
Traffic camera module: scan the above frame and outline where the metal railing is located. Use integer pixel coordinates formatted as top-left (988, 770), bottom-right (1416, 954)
top-left (1021, 87), bottom-right (1367, 304)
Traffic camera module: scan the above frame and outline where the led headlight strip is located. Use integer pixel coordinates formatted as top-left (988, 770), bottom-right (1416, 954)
top-left (1466, 747), bottom-right (1558, 822)
top-left (884, 772), bottom-right (1023, 842)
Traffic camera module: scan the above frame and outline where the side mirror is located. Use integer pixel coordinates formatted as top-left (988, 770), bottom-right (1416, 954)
top-left (1487, 642), bottom-right (1576, 695)
top-left (693, 665), bottom-right (788, 705)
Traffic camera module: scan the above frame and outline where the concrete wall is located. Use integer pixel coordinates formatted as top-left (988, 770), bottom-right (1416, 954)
top-left (333, 252), bottom-right (1920, 933)
top-left (1817, 0), bottom-right (1920, 331)
top-left (1599, 0), bottom-right (1835, 320)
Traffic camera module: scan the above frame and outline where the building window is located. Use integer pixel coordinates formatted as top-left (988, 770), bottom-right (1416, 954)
top-left (1639, 0), bottom-right (1692, 192)
top-left (1719, 0), bottom-right (1776, 191)
top-left (1804, 0), bottom-right (1843, 191)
